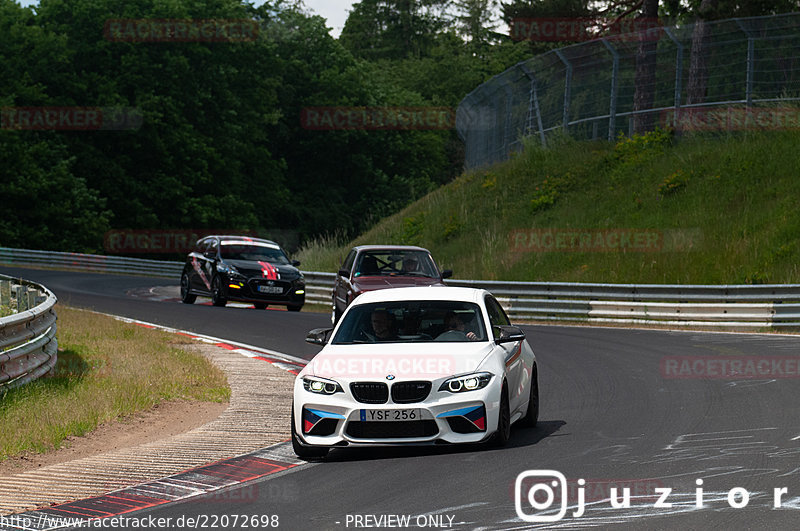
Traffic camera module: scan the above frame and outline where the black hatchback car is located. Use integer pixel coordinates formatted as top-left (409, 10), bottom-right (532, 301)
top-left (180, 235), bottom-right (305, 311)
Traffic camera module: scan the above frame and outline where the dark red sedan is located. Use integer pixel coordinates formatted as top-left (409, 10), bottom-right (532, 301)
top-left (331, 245), bottom-right (452, 323)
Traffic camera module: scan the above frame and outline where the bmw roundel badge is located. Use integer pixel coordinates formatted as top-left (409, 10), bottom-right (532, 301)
top-left (386, 374), bottom-right (395, 380)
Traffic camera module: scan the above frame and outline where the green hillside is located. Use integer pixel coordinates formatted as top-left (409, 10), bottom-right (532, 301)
top-left (298, 129), bottom-right (800, 284)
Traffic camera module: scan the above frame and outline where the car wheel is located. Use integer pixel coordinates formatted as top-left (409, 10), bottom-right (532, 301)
top-left (254, 303), bottom-right (268, 310)
top-left (291, 404), bottom-right (329, 460)
top-left (180, 273), bottom-right (196, 304)
top-left (288, 304), bottom-right (302, 312)
top-left (521, 369), bottom-right (539, 428)
top-left (211, 276), bottom-right (227, 307)
top-left (492, 384), bottom-right (511, 447)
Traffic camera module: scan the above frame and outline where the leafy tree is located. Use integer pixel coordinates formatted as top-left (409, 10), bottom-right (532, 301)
top-left (341, 0), bottom-right (449, 60)
top-left (0, 0), bottom-right (110, 251)
top-left (35, 0), bottom-right (286, 234)
top-left (452, 0), bottom-right (503, 52)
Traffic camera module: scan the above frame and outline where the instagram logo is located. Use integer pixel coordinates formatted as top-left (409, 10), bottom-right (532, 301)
top-left (515, 470), bottom-right (570, 522)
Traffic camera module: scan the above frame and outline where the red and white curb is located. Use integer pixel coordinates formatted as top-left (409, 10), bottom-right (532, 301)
top-left (0, 312), bottom-right (314, 529)
top-left (4, 444), bottom-right (308, 530)
top-left (98, 312), bottom-right (308, 376)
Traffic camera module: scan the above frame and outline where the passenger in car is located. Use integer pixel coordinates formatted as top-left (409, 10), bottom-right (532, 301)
top-left (358, 255), bottom-right (380, 276)
top-left (370, 309), bottom-right (398, 341)
top-left (401, 256), bottom-right (419, 273)
top-left (443, 311), bottom-right (479, 341)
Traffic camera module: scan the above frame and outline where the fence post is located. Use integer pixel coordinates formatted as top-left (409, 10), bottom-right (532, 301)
top-left (519, 63), bottom-right (547, 147)
top-left (734, 19), bottom-right (754, 108)
top-left (491, 96), bottom-right (501, 164)
top-left (16, 285), bottom-right (28, 312)
top-left (601, 39), bottom-right (620, 141)
top-left (503, 84), bottom-right (514, 157)
top-left (663, 27), bottom-right (684, 127)
top-left (554, 49), bottom-right (572, 132)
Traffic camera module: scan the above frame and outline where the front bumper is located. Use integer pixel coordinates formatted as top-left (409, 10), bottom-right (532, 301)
top-left (225, 276), bottom-right (305, 305)
top-left (292, 378), bottom-right (501, 447)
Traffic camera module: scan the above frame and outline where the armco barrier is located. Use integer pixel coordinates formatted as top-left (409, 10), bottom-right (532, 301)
top-left (0, 274), bottom-right (58, 390)
top-left (2, 247), bottom-right (800, 328)
top-left (439, 280), bottom-right (800, 329)
top-left (0, 247), bottom-right (182, 278)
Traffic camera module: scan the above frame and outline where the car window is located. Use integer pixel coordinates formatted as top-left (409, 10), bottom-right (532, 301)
top-left (332, 300), bottom-right (487, 344)
top-left (485, 295), bottom-right (510, 339)
top-left (353, 250), bottom-right (438, 278)
top-left (193, 239), bottom-right (207, 253)
top-left (207, 239), bottom-right (218, 255)
top-left (219, 242), bottom-right (290, 264)
top-left (342, 250), bottom-right (356, 273)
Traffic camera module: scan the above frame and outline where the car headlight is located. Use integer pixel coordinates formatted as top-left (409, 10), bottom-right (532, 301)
top-left (217, 263), bottom-right (243, 277)
top-left (303, 376), bottom-right (343, 395)
top-left (439, 372), bottom-right (493, 393)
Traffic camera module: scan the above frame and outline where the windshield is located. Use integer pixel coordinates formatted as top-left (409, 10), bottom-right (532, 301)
top-left (354, 250), bottom-right (438, 278)
top-left (219, 243), bottom-right (290, 264)
top-left (332, 301), bottom-right (487, 344)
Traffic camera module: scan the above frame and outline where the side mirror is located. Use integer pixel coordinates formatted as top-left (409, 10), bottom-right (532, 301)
top-left (292, 260), bottom-right (301, 267)
top-left (338, 269), bottom-right (350, 278)
top-left (306, 327), bottom-right (333, 346)
top-left (495, 325), bottom-right (525, 344)
top-left (441, 269), bottom-right (453, 279)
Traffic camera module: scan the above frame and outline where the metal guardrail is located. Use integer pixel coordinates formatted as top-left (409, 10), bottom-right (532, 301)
top-left (447, 279), bottom-right (800, 328)
top-left (0, 247), bottom-right (182, 278)
top-left (302, 271), bottom-right (336, 307)
top-left (0, 274), bottom-right (58, 390)
top-left (2, 247), bottom-right (800, 328)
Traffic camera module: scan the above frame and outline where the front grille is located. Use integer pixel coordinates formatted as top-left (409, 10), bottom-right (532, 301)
top-left (346, 420), bottom-right (439, 439)
top-left (350, 382), bottom-right (389, 404)
top-left (391, 381), bottom-right (431, 403)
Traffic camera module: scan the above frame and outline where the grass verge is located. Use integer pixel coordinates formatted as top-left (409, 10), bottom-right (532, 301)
top-left (0, 307), bottom-right (230, 462)
top-left (297, 129), bottom-right (800, 284)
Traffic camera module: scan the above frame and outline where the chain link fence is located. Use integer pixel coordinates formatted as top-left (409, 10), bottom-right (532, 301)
top-left (457, 12), bottom-right (800, 169)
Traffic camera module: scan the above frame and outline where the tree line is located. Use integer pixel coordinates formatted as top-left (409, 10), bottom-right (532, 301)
top-left (1, 0), bottom-right (796, 254)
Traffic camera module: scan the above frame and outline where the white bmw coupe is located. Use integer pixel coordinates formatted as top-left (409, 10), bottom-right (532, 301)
top-left (291, 286), bottom-right (538, 459)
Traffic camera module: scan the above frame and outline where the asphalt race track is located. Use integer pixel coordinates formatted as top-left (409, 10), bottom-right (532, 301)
top-left (4, 266), bottom-right (800, 529)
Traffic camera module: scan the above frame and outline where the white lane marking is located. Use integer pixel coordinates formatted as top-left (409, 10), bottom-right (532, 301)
top-left (416, 502), bottom-right (490, 524)
top-left (726, 379), bottom-right (776, 387)
top-left (791, 435), bottom-right (800, 441)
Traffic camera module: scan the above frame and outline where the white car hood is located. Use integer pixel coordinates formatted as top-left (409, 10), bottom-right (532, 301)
top-left (301, 342), bottom-right (494, 381)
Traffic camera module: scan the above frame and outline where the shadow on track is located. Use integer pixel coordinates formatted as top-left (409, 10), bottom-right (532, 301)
top-left (320, 420), bottom-right (566, 462)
